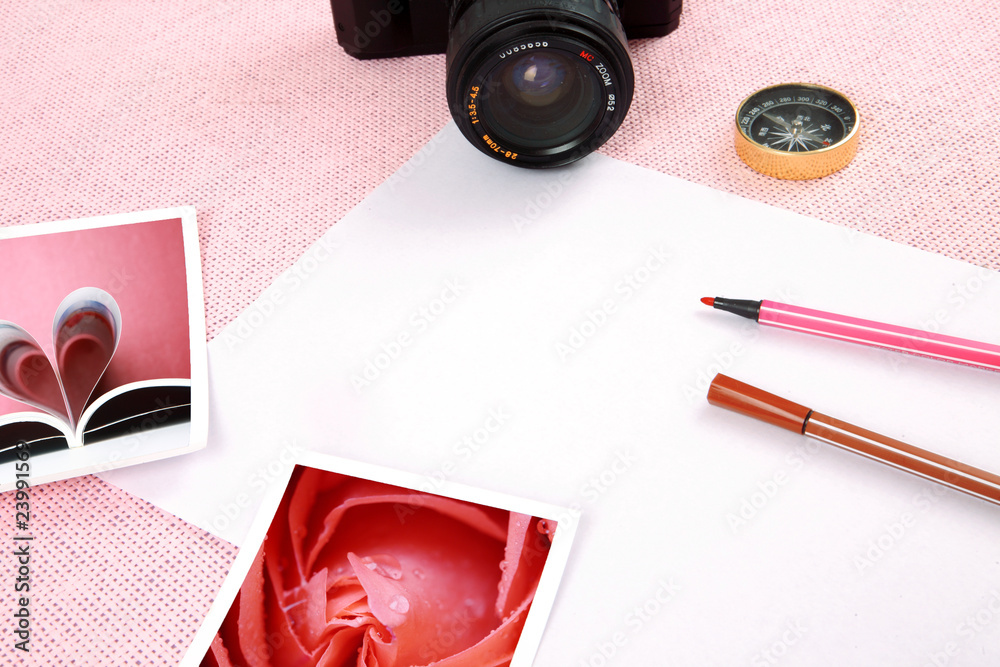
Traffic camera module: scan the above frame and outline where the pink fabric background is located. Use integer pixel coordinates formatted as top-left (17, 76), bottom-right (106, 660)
top-left (0, 0), bottom-right (996, 663)
top-left (0, 218), bottom-right (191, 419)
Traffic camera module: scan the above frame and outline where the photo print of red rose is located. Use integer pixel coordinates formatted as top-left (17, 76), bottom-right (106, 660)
top-left (202, 465), bottom-right (559, 667)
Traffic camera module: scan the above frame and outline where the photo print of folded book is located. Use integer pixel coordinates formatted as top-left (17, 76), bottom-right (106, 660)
top-left (181, 453), bottom-right (576, 667)
top-left (0, 207), bottom-right (207, 487)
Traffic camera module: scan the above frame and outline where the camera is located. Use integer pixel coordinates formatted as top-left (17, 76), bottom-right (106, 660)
top-left (329, 0), bottom-right (682, 167)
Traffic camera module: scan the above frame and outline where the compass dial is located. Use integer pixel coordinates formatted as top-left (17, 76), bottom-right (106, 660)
top-left (734, 83), bottom-right (859, 179)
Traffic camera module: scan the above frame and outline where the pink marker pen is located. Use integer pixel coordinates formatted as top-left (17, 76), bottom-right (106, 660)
top-left (701, 297), bottom-right (1000, 372)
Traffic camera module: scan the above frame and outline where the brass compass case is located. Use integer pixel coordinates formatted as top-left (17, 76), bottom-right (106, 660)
top-left (734, 83), bottom-right (860, 180)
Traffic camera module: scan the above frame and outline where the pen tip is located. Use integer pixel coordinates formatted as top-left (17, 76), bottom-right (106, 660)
top-left (700, 297), bottom-right (715, 307)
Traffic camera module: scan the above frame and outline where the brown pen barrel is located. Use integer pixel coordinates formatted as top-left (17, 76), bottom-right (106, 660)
top-left (806, 413), bottom-right (1000, 506)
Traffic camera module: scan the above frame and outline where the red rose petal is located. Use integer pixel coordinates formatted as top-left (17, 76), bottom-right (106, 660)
top-left (262, 568), bottom-right (315, 666)
top-left (284, 568), bottom-right (330, 649)
top-left (310, 502), bottom-right (507, 665)
top-left (495, 515), bottom-right (553, 619)
top-left (304, 493), bottom-right (508, 575)
top-left (217, 588), bottom-right (250, 667)
top-left (236, 544), bottom-right (269, 667)
top-left (347, 551), bottom-right (413, 629)
top-left (284, 469), bottom-right (507, 581)
top-left (537, 519), bottom-right (557, 542)
top-left (421, 593), bottom-right (535, 667)
top-left (324, 579), bottom-right (367, 617)
top-left (204, 634), bottom-right (234, 667)
top-left (311, 624), bottom-right (372, 666)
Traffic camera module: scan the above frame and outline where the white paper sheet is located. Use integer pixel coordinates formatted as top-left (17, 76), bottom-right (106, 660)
top-left (103, 123), bottom-right (1000, 665)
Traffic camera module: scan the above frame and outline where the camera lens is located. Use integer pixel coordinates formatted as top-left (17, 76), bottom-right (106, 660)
top-left (484, 51), bottom-right (601, 149)
top-left (446, 0), bottom-right (633, 168)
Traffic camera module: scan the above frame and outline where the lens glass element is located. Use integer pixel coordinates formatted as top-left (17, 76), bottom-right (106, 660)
top-left (507, 53), bottom-right (567, 105)
top-left (480, 49), bottom-right (601, 150)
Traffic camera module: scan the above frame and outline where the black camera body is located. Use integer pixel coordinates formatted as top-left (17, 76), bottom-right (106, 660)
top-left (331, 0), bottom-right (682, 59)
top-left (329, 0), bottom-right (682, 167)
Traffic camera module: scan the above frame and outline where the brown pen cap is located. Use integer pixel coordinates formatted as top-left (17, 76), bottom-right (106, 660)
top-left (707, 374), bottom-right (812, 433)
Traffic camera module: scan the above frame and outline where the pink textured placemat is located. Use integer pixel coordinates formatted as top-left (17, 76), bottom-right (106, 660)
top-left (0, 0), bottom-right (997, 663)
top-left (0, 476), bottom-right (235, 664)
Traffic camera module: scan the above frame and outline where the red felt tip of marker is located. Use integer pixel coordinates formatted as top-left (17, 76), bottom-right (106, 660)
top-left (700, 297), bottom-right (715, 307)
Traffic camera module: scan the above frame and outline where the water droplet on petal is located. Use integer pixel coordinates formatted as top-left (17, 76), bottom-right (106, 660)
top-left (359, 554), bottom-right (403, 580)
top-left (388, 594), bottom-right (410, 614)
top-left (412, 568), bottom-right (425, 580)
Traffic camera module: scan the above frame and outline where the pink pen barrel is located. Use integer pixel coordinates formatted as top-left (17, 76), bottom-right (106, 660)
top-left (758, 300), bottom-right (1000, 372)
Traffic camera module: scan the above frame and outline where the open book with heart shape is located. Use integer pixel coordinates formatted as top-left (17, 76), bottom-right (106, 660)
top-left (0, 208), bottom-right (207, 489)
top-left (0, 286), bottom-right (193, 447)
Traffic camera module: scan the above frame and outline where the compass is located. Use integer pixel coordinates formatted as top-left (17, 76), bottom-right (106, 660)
top-left (734, 83), bottom-right (859, 180)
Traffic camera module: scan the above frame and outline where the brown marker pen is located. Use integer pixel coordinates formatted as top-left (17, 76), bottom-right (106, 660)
top-left (707, 374), bottom-right (1000, 507)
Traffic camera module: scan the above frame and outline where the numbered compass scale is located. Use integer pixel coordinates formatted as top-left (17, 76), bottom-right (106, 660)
top-left (734, 83), bottom-right (859, 180)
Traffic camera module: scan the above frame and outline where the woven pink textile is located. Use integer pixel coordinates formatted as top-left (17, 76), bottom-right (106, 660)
top-left (0, 0), bottom-right (997, 663)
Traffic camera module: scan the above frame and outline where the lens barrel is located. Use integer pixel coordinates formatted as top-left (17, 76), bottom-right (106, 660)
top-left (446, 0), bottom-right (633, 168)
